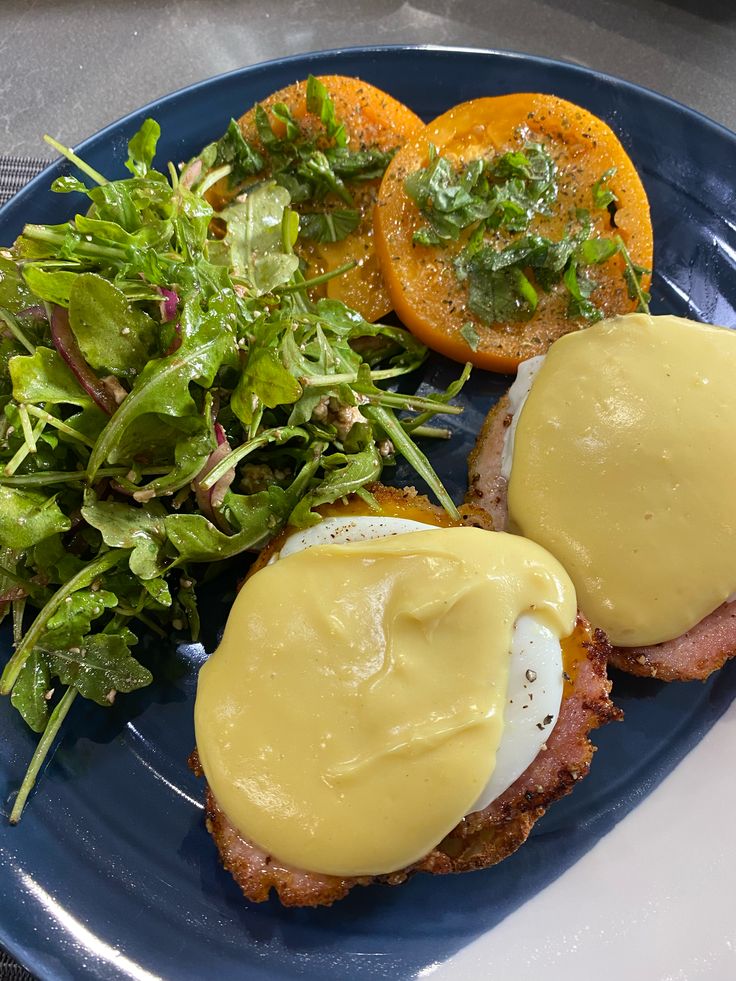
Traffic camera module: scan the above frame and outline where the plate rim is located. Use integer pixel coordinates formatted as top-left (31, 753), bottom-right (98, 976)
top-left (1, 41), bottom-right (736, 981)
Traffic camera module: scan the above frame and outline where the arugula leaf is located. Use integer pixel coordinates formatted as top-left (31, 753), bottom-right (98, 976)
top-left (125, 119), bottom-right (161, 178)
top-left (0, 255), bottom-right (36, 313)
top-left (10, 650), bottom-right (51, 733)
top-left (212, 119), bottom-right (264, 187)
top-left (1, 549), bottom-right (127, 694)
top-left (68, 273), bottom-right (157, 378)
top-left (0, 487), bottom-right (71, 549)
top-left (51, 175), bottom-right (89, 195)
top-left (130, 426), bottom-right (213, 500)
top-left (220, 183), bottom-right (300, 293)
top-left (165, 486), bottom-right (286, 562)
top-left (44, 588), bottom-right (118, 646)
top-left (81, 499), bottom-right (168, 580)
top-left (288, 443), bottom-right (382, 527)
top-left (22, 267), bottom-right (77, 307)
top-left (231, 347), bottom-right (302, 425)
top-left (86, 297), bottom-right (234, 478)
top-left (10, 348), bottom-right (91, 407)
top-left (44, 632), bottom-right (152, 706)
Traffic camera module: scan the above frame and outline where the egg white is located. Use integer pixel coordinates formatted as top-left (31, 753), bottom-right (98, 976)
top-left (272, 514), bottom-right (564, 816)
top-left (500, 353), bottom-right (546, 482)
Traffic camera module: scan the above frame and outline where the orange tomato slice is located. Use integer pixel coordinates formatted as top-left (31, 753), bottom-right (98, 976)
top-left (374, 93), bottom-right (654, 371)
top-left (209, 75), bottom-right (423, 322)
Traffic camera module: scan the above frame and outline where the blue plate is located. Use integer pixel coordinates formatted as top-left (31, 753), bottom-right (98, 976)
top-left (2, 45), bottom-right (736, 981)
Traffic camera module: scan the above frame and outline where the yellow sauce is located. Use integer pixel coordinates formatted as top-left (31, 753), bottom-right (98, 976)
top-left (195, 527), bottom-right (575, 876)
top-left (509, 313), bottom-right (736, 647)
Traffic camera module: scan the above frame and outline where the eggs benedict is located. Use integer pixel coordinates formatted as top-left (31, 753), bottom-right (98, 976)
top-left (468, 313), bottom-right (736, 680)
top-left (192, 487), bottom-right (618, 906)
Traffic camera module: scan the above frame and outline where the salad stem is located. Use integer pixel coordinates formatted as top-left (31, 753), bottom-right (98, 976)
top-left (3, 416), bottom-right (46, 476)
top-left (277, 260), bottom-right (357, 292)
top-left (0, 467), bottom-right (164, 488)
top-left (364, 404), bottom-right (460, 520)
top-left (22, 225), bottom-right (127, 262)
top-left (365, 390), bottom-right (463, 414)
top-left (9, 686), bottom-right (79, 824)
top-left (17, 405), bottom-right (37, 454)
top-left (197, 164), bottom-right (232, 197)
top-left (406, 425), bottom-right (452, 439)
top-left (0, 550), bottom-right (127, 694)
top-left (44, 135), bottom-right (108, 186)
top-left (25, 405), bottom-right (97, 448)
top-left (199, 426), bottom-right (308, 492)
top-left (0, 565), bottom-right (45, 601)
top-left (12, 598), bottom-right (27, 647)
top-left (0, 308), bottom-right (36, 354)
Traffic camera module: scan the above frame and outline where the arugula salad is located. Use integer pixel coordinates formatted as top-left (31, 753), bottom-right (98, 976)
top-left (0, 80), bottom-right (467, 820)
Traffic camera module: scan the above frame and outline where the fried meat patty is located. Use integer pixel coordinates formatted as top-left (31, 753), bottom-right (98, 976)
top-left (190, 616), bottom-right (618, 907)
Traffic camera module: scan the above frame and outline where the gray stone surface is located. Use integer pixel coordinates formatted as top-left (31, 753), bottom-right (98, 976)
top-left (0, 0), bottom-right (734, 158)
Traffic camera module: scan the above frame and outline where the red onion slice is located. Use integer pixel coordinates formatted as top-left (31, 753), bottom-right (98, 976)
top-left (50, 305), bottom-right (117, 416)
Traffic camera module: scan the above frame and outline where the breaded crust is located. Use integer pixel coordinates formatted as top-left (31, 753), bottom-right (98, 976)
top-left (468, 394), bottom-right (736, 681)
top-left (249, 482), bottom-right (495, 577)
top-left (191, 482), bottom-right (620, 908)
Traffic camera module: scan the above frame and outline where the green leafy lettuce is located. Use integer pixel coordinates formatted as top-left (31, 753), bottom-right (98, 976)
top-left (0, 115), bottom-right (469, 821)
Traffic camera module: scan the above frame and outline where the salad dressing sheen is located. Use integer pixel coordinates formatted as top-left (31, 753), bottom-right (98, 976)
top-left (194, 527), bottom-right (575, 876)
top-left (509, 313), bottom-right (736, 646)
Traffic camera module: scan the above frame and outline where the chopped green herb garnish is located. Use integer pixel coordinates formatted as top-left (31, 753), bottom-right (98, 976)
top-left (186, 75), bottom-right (395, 243)
top-left (460, 321), bottom-right (480, 351)
top-left (298, 209), bottom-right (361, 243)
top-left (592, 167), bottom-right (619, 210)
top-left (405, 141), bottom-right (558, 246)
top-left (406, 147), bottom-right (648, 327)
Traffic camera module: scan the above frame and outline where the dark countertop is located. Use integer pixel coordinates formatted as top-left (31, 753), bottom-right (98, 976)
top-left (1, 0), bottom-right (735, 160)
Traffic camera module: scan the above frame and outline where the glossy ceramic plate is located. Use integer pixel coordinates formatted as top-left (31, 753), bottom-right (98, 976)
top-left (1, 45), bottom-right (736, 981)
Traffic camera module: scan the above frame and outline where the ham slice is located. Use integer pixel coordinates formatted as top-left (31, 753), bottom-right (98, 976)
top-left (468, 394), bottom-right (736, 682)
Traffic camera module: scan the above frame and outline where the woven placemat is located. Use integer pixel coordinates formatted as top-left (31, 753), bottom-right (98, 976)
top-left (0, 156), bottom-right (51, 207)
top-left (0, 948), bottom-right (34, 981)
top-left (1, 155), bottom-right (51, 981)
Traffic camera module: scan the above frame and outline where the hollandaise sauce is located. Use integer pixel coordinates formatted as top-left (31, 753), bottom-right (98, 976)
top-left (195, 527), bottom-right (575, 877)
top-left (509, 313), bottom-right (736, 647)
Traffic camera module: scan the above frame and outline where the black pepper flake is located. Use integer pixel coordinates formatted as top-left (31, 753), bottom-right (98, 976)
top-left (525, 669), bottom-right (537, 682)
